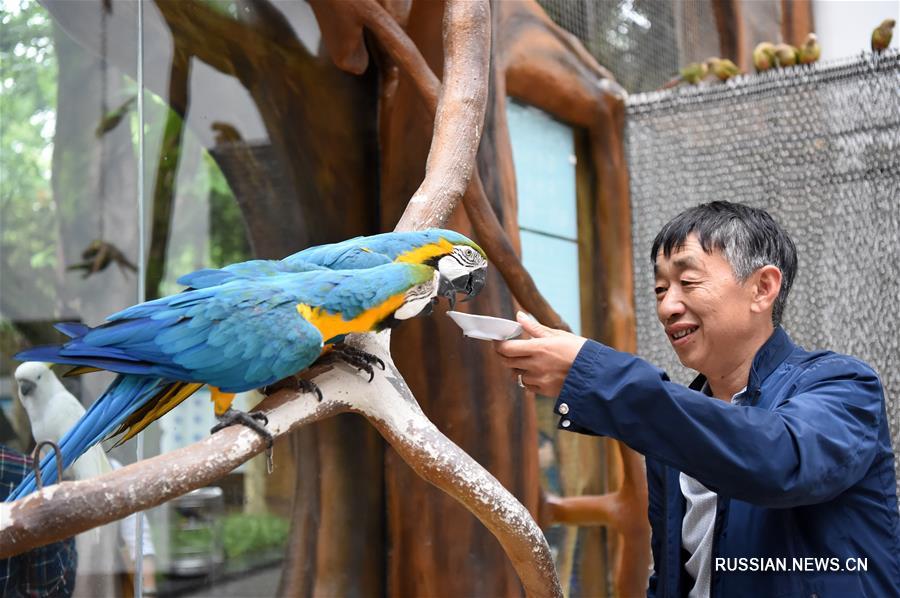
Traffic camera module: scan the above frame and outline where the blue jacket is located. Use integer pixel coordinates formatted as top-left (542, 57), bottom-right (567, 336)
top-left (555, 327), bottom-right (900, 597)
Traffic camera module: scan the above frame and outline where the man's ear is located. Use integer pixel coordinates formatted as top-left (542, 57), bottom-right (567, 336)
top-left (750, 265), bottom-right (782, 316)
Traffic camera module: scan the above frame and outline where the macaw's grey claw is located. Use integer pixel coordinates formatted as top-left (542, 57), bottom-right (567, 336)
top-left (294, 377), bottom-right (324, 401)
top-left (331, 344), bottom-right (385, 381)
top-left (211, 407), bottom-right (273, 449)
top-left (262, 376), bottom-right (323, 401)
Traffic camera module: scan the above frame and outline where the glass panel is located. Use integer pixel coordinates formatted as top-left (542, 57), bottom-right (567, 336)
top-left (1, 0), bottom-right (142, 594)
top-left (509, 99), bottom-right (587, 590)
top-left (507, 100), bottom-right (578, 241)
top-left (138, 2), bottom-right (296, 596)
top-left (519, 232), bottom-right (582, 335)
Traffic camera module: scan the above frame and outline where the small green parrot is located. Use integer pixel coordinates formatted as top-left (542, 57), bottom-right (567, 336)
top-left (680, 62), bottom-right (709, 84)
top-left (871, 19), bottom-right (895, 52)
top-left (95, 95), bottom-right (137, 138)
top-left (707, 58), bottom-right (741, 81)
top-left (753, 42), bottom-right (777, 72)
top-left (67, 239), bottom-right (138, 278)
top-left (774, 43), bottom-right (800, 67)
top-left (659, 62), bottom-right (708, 89)
top-left (798, 33), bottom-right (821, 64)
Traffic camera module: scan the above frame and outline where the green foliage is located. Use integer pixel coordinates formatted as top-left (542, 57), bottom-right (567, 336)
top-left (172, 524), bottom-right (215, 553)
top-left (537, 0), bottom-right (679, 92)
top-left (208, 159), bottom-right (251, 268)
top-left (1, 0), bottom-right (251, 314)
top-left (167, 509), bottom-right (288, 564)
top-left (198, 0), bottom-right (240, 20)
top-left (0, 0), bottom-right (58, 285)
top-left (221, 512), bottom-right (290, 560)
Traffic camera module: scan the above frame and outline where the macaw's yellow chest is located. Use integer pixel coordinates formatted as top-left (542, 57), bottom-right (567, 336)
top-left (296, 294), bottom-right (406, 341)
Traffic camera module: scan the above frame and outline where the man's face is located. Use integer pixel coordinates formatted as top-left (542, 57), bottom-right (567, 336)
top-left (653, 234), bottom-right (756, 375)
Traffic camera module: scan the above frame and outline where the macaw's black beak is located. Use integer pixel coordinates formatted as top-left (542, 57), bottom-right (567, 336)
top-left (421, 297), bottom-right (437, 317)
top-left (18, 380), bottom-right (36, 396)
top-left (438, 276), bottom-right (457, 310)
top-left (439, 267), bottom-right (487, 310)
top-left (461, 267), bottom-right (487, 302)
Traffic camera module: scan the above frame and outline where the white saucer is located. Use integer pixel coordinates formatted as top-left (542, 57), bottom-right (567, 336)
top-left (447, 311), bottom-right (523, 341)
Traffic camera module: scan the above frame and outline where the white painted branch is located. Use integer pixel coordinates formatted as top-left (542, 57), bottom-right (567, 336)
top-left (1, 333), bottom-right (561, 597)
top-left (340, 333), bottom-right (561, 598)
top-left (0, 382), bottom-right (343, 557)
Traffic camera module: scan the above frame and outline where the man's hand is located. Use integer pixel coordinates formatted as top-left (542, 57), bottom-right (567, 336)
top-left (495, 312), bottom-right (587, 398)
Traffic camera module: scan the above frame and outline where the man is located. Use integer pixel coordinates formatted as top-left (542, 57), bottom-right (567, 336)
top-left (0, 444), bottom-right (77, 597)
top-left (497, 201), bottom-right (900, 597)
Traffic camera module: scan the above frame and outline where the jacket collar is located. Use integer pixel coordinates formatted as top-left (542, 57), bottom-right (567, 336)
top-left (689, 326), bottom-right (796, 403)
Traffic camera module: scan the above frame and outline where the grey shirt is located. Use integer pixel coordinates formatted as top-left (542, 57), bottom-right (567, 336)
top-left (680, 386), bottom-right (747, 598)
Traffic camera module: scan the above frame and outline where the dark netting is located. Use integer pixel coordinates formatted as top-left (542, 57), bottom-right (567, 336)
top-left (626, 51), bottom-right (900, 492)
top-left (538, 0), bottom-right (682, 93)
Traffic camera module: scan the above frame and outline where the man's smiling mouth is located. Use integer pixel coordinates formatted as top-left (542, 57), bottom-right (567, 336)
top-left (671, 326), bottom-right (698, 341)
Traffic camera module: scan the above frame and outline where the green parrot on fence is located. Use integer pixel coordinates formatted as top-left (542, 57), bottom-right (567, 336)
top-left (9, 230), bottom-right (488, 500)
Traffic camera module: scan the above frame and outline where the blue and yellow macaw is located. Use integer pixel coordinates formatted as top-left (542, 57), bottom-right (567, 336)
top-left (178, 229), bottom-right (488, 308)
top-left (9, 262), bottom-right (443, 500)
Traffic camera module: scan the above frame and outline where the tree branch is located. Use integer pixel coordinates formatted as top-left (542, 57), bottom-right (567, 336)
top-left (339, 0), bottom-right (567, 328)
top-left (0, 376), bottom-right (343, 557)
top-left (1, 335), bottom-right (562, 597)
top-left (390, 0), bottom-right (490, 231)
top-left (347, 335), bottom-right (561, 598)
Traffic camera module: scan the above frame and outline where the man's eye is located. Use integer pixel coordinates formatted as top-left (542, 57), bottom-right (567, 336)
top-left (654, 286), bottom-right (667, 295)
top-left (681, 280), bottom-right (696, 286)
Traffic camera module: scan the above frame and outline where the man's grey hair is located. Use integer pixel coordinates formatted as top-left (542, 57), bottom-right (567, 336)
top-left (650, 201), bottom-right (798, 326)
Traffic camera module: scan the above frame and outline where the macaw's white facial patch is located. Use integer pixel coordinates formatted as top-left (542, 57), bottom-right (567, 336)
top-left (438, 245), bottom-right (486, 280)
top-left (395, 270), bottom-right (440, 320)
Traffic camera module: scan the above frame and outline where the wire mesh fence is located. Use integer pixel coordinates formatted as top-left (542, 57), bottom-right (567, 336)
top-left (538, 0), bottom-right (680, 92)
top-left (625, 51), bottom-right (900, 491)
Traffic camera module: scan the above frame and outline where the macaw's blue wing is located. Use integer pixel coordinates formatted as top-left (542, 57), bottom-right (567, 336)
top-left (283, 229), bottom-right (474, 269)
top-left (7, 374), bottom-right (164, 501)
top-left (283, 242), bottom-right (393, 271)
top-left (176, 258), bottom-right (326, 290)
top-left (19, 281), bottom-right (328, 393)
top-left (154, 281), bottom-right (327, 392)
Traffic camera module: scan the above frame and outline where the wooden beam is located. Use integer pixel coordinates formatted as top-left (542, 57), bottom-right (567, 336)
top-left (712, 0), bottom-right (749, 71)
top-left (781, 0), bottom-right (815, 47)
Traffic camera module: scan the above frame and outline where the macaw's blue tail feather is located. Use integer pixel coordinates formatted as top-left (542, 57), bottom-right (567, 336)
top-left (15, 345), bottom-right (81, 364)
top-left (16, 346), bottom-right (153, 375)
top-left (15, 343), bottom-right (190, 380)
top-left (5, 375), bottom-right (164, 501)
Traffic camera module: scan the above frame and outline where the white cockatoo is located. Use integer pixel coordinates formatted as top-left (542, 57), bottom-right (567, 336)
top-left (14, 361), bottom-right (112, 483)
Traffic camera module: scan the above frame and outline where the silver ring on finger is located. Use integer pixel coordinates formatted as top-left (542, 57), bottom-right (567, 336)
top-left (517, 373), bottom-right (526, 389)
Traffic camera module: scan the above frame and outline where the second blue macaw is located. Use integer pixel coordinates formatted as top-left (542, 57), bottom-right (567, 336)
top-left (178, 229), bottom-right (488, 308)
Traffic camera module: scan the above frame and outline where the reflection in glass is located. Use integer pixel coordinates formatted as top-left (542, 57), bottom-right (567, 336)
top-left (2, 0), bottom-right (294, 595)
top-left (2, 0), bottom-right (143, 595)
